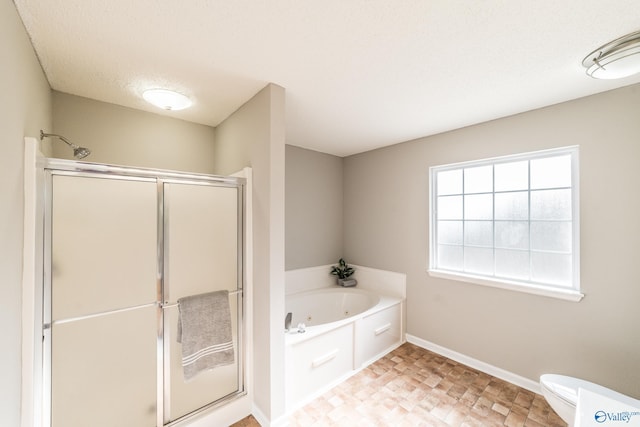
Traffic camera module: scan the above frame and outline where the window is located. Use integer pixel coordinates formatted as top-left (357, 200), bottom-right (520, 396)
top-left (429, 146), bottom-right (582, 301)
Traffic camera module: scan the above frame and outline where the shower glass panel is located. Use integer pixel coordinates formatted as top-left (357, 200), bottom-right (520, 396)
top-left (49, 174), bottom-right (158, 427)
top-left (50, 175), bottom-right (157, 320)
top-left (163, 183), bottom-right (238, 297)
top-left (51, 307), bottom-right (157, 427)
top-left (163, 183), bottom-right (241, 422)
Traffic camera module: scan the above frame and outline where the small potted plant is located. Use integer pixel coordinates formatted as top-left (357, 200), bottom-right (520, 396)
top-left (330, 258), bottom-right (357, 287)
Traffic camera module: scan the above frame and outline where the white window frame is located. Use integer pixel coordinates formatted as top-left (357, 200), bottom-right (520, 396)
top-left (429, 146), bottom-right (583, 302)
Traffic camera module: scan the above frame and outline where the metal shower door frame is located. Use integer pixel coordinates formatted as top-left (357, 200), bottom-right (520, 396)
top-left (159, 176), bottom-right (247, 425)
top-left (40, 158), bottom-right (246, 427)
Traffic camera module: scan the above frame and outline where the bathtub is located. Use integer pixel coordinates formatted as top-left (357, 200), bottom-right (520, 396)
top-left (285, 287), bottom-right (404, 411)
top-left (285, 287), bottom-right (380, 329)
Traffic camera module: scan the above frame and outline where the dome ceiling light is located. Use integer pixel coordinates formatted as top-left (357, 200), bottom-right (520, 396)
top-left (142, 88), bottom-right (192, 111)
top-left (583, 30), bottom-right (640, 79)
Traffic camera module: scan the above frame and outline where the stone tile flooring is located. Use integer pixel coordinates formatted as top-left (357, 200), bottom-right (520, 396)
top-left (232, 342), bottom-right (567, 426)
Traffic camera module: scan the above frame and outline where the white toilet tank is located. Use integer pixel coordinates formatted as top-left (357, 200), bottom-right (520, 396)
top-left (540, 374), bottom-right (639, 425)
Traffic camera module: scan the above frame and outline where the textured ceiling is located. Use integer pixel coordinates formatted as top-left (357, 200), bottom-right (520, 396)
top-left (13, 1), bottom-right (640, 156)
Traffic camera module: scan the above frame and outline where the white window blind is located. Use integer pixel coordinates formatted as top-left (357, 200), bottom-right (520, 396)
top-left (429, 146), bottom-right (582, 300)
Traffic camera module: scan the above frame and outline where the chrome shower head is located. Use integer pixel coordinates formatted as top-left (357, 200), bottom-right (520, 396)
top-left (40, 130), bottom-right (92, 159)
top-left (72, 146), bottom-right (91, 159)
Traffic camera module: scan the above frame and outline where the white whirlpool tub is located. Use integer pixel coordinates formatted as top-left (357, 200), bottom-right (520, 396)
top-left (286, 287), bottom-right (380, 329)
top-left (284, 287), bottom-right (404, 411)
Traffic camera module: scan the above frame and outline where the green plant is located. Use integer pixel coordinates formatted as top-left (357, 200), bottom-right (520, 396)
top-left (330, 258), bottom-right (355, 279)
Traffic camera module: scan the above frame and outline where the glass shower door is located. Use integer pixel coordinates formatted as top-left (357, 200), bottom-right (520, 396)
top-left (48, 174), bottom-right (159, 427)
top-left (162, 182), bottom-right (242, 423)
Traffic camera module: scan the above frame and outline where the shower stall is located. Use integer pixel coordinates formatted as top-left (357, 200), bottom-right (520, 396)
top-left (38, 157), bottom-right (247, 427)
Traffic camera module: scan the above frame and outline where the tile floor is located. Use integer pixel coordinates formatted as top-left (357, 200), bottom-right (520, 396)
top-left (232, 342), bottom-right (567, 426)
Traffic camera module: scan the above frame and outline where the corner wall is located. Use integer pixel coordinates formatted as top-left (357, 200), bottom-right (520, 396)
top-left (285, 145), bottom-right (343, 270)
top-left (0, 2), bottom-right (52, 427)
top-left (343, 83), bottom-right (640, 398)
top-left (215, 84), bottom-right (287, 424)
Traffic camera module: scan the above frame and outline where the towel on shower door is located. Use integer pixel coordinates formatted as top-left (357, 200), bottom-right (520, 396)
top-left (177, 290), bottom-right (234, 381)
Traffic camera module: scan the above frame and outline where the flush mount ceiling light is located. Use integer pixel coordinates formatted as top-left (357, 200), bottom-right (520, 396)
top-left (142, 88), bottom-right (192, 111)
top-left (582, 30), bottom-right (640, 79)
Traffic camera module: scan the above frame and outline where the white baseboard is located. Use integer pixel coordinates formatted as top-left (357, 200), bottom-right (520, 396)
top-left (405, 334), bottom-right (541, 395)
top-left (251, 405), bottom-right (290, 427)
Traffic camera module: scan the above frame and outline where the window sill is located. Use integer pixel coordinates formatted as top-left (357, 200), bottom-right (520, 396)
top-left (428, 269), bottom-right (584, 302)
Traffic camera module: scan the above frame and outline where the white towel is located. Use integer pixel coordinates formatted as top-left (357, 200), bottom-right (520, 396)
top-left (177, 290), bottom-right (235, 381)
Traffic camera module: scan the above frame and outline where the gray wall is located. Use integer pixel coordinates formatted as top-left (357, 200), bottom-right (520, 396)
top-left (285, 145), bottom-right (343, 270)
top-left (52, 91), bottom-right (216, 173)
top-left (344, 83), bottom-right (640, 398)
top-left (213, 107), bottom-right (252, 176)
top-left (0, 2), bottom-right (52, 426)
top-left (215, 84), bottom-right (287, 421)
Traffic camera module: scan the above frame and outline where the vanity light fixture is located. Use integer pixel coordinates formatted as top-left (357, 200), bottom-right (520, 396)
top-left (582, 30), bottom-right (640, 79)
top-left (142, 88), bottom-right (192, 111)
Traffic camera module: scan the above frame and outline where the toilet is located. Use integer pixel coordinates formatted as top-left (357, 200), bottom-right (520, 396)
top-left (540, 374), bottom-right (639, 426)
